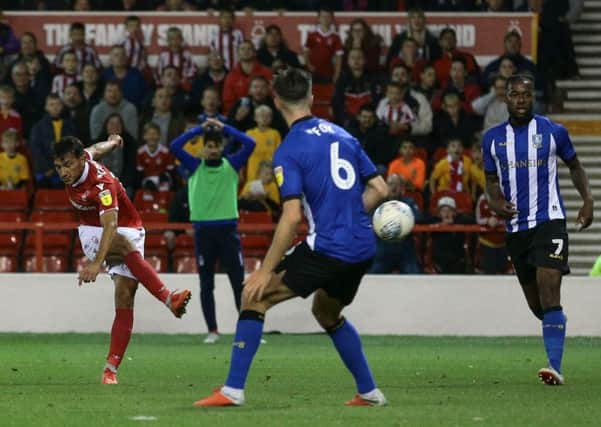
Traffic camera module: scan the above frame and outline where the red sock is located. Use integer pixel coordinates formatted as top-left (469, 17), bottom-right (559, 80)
top-left (107, 308), bottom-right (134, 369)
top-left (124, 251), bottom-right (170, 303)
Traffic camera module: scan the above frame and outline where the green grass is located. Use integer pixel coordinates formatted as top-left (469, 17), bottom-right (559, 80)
top-left (1, 334), bottom-right (601, 427)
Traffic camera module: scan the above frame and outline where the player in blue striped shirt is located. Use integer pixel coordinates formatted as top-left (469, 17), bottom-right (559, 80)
top-left (194, 67), bottom-right (389, 407)
top-left (482, 74), bottom-right (594, 385)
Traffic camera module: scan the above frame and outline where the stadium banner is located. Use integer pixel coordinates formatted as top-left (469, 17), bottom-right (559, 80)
top-left (5, 12), bottom-right (536, 64)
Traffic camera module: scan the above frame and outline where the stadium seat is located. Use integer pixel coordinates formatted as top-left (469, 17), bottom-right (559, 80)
top-left (311, 83), bottom-right (335, 120)
top-left (173, 251), bottom-right (198, 273)
top-left (0, 232), bottom-right (23, 251)
top-left (0, 211), bottom-right (27, 223)
top-left (239, 211), bottom-right (273, 224)
top-left (133, 190), bottom-right (173, 213)
top-left (414, 147), bottom-right (428, 164)
top-left (0, 255), bottom-right (17, 272)
top-left (145, 233), bottom-right (167, 249)
top-left (311, 104), bottom-right (333, 121)
top-left (30, 210), bottom-right (78, 223)
top-left (175, 233), bottom-right (195, 249)
top-left (24, 255), bottom-right (68, 273)
top-left (139, 211), bottom-right (168, 223)
top-left (33, 189), bottom-right (71, 211)
top-left (25, 232), bottom-right (72, 253)
top-left (429, 191), bottom-right (474, 216)
top-left (145, 252), bottom-right (168, 273)
top-left (244, 257), bottom-right (261, 274)
top-left (241, 234), bottom-right (271, 257)
top-left (0, 189), bottom-right (29, 211)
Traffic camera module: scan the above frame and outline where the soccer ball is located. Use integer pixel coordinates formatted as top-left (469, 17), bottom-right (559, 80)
top-left (372, 200), bottom-right (415, 241)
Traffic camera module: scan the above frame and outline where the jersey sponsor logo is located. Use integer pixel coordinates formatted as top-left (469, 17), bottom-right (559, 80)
top-left (99, 189), bottom-right (113, 207)
top-left (498, 159), bottom-right (547, 170)
top-left (532, 134), bottom-right (543, 149)
top-left (274, 166), bottom-right (284, 187)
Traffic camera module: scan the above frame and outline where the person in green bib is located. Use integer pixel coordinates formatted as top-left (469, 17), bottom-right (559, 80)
top-left (171, 117), bottom-right (256, 344)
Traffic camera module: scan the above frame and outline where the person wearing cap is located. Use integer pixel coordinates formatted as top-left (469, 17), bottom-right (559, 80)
top-left (431, 195), bottom-right (471, 274)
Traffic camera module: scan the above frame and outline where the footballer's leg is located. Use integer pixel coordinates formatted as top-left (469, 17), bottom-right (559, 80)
top-left (102, 274), bottom-right (138, 384)
top-left (109, 231), bottom-right (191, 318)
top-left (312, 289), bottom-right (387, 407)
top-left (194, 273), bottom-right (296, 407)
top-left (537, 267), bottom-right (566, 385)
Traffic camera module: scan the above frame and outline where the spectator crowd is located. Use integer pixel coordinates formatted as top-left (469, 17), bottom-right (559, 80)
top-left (0, 1), bottom-right (581, 274)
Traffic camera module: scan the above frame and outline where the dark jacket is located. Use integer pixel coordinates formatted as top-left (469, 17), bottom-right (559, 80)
top-left (386, 30), bottom-right (441, 67)
top-left (332, 70), bottom-right (384, 126)
top-left (348, 120), bottom-right (396, 167)
top-left (29, 114), bottom-right (77, 174)
top-left (256, 45), bottom-right (301, 69)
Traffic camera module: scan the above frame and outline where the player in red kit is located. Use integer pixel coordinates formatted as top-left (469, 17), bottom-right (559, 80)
top-left (53, 135), bottom-right (191, 385)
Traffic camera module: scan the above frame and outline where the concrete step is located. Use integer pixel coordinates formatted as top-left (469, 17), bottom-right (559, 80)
top-left (556, 79), bottom-right (601, 88)
top-left (566, 90), bottom-right (601, 99)
top-left (563, 101), bottom-right (601, 110)
top-left (559, 177), bottom-right (601, 187)
top-left (580, 12), bottom-right (601, 20)
top-left (579, 67), bottom-right (601, 77)
top-left (577, 57), bottom-right (601, 66)
top-left (575, 45), bottom-right (601, 54)
top-left (573, 34), bottom-right (601, 43)
top-left (584, 0), bottom-right (601, 8)
top-left (572, 136), bottom-right (601, 143)
top-left (572, 22), bottom-right (601, 31)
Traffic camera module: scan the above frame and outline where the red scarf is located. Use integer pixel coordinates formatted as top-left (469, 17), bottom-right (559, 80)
top-left (449, 155), bottom-right (464, 191)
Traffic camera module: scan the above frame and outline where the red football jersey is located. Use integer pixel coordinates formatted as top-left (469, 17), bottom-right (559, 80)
top-left (136, 145), bottom-right (175, 178)
top-left (66, 151), bottom-right (142, 227)
top-left (0, 109), bottom-right (23, 140)
top-left (304, 28), bottom-right (343, 79)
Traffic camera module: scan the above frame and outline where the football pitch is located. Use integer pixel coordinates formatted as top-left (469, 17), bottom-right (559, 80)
top-left (2, 334), bottom-right (601, 427)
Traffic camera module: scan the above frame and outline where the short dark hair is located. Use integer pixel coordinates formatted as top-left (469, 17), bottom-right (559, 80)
top-left (46, 93), bottom-right (62, 102)
top-left (272, 67), bottom-right (312, 104)
top-left (387, 81), bottom-right (404, 92)
top-left (70, 22), bottom-right (85, 32)
top-left (439, 27), bottom-right (456, 39)
top-left (506, 73), bottom-right (534, 90)
top-left (504, 30), bottom-right (521, 42)
top-left (125, 15), bottom-right (140, 24)
top-left (54, 136), bottom-right (84, 160)
top-left (250, 75), bottom-right (269, 85)
top-left (204, 129), bottom-right (223, 145)
top-left (358, 103), bottom-right (376, 114)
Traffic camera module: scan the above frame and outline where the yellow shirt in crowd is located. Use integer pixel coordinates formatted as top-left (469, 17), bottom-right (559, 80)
top-left (431, 155), bottom-right (473, 192)
top-left (0, 152), bottom-right (30, 188)
top-left (245, 127), bottom-right (281, 181)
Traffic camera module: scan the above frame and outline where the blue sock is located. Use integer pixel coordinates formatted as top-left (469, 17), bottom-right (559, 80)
top-left (328, 318), bottom-right (376, 394)
top-left (224, 310), bottom-right (264, 389)
top-left (542, 307), bottom-right (567, 373)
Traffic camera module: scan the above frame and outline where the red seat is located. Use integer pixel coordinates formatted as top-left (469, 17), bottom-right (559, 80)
top-left (24, 255), bottom-right (68, 272)
top-left (244, 257), bottom-right (262, 274)
top-left (139, 211), bottom-right (168, 223)
top-left (239, 211), bottom-right (272, 224)
top-left (0, 255), bottom-right (17, 272)
top-left (25, 232), bottom-right (72, 252)
top-left (145, 233), bottom-right (167, 249)
top-left (312, 83), bottom-right (334, 103)
top-left (429, 191), bottom-right (473, 216)
top-left (145, 253), bottom-right (168, 273)
top-left (414, 147), bottom-right (428, 164)
top-left (33, 189), bottom-right (71, 211)
top-left (0, 189), bottom-right (28, 211)
top-left (311, 104), bottom-right (333, 121)
top-left (30, 210), bottom-right (78, 223)
top-left (173, 253), bottom-right (198, 273)
top-left (0, 233), bottom-right (23, 251)
top-left (241, 234), bottom-right (271, 257)
top-left (133, 190), bottom-right (173, 213)
top-left (175, 233), bottom-right (195, 249)
top-left (0, 211), bottom-right (27, 222)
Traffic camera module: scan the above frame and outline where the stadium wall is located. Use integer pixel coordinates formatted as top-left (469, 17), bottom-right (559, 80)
top-left (2, 274), bottom-right (600, 336)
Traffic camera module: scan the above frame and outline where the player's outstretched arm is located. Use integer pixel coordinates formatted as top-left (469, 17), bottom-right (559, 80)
top-left (362, 175), bottom-right (388, 213)
top-left (86, 135), bottom-right (123, 161)
top-left (565, 155), bottom-right (594, 230)
top-left (244, 198), bottom-right (303, 302)
top-left (222, 123), bottom-right (256, 171)
top-left (169, 126), bottom-right (204, 172)
top-left (78, 209), bottom-right (118, 286)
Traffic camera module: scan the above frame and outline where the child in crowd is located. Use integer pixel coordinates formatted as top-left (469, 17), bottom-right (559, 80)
top-left (475, 192), bottom-right (508, 274)
top-left (51, 51), bottom-right (81, 98)
top-left (387, 139), bottom-right (425, 192)
top-left (53, 22), bottom-right (102, 74)
top-left (238, 161), bottom-right (280, 215)
top-left (0, 85), bottom-right (22, 139)
top-left (0, 129), bottom-right (30, 190)
top-left (155, 26), bottom-right (198, 90)
top-left (137, 122), bottom-right (175, 191)
top-left (303, 8), bottom-right (343, 83)
top-left (121, 15), bottom-right (147, 72)
top-left (376, 81), bottom-right (416, 136)
top-left (209, 9), bottom-right (245, 71)
top-left (431, 196), bottom-right (468, 274)
top-left (244, 105), bottom-right (281, 183)
top-left (430, 138), bottom-right (472, 193)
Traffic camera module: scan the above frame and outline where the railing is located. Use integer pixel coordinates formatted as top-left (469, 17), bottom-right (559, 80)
top-left (0, 221), bottom-right (503, 272)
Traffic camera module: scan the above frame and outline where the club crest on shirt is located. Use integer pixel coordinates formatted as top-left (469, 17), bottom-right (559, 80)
top-left (532, 134), bottom-right (543, 149)
top-left (274, 166), bottom-right (284, 187)
top-left (99, 189), bottom-right (113, 207)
